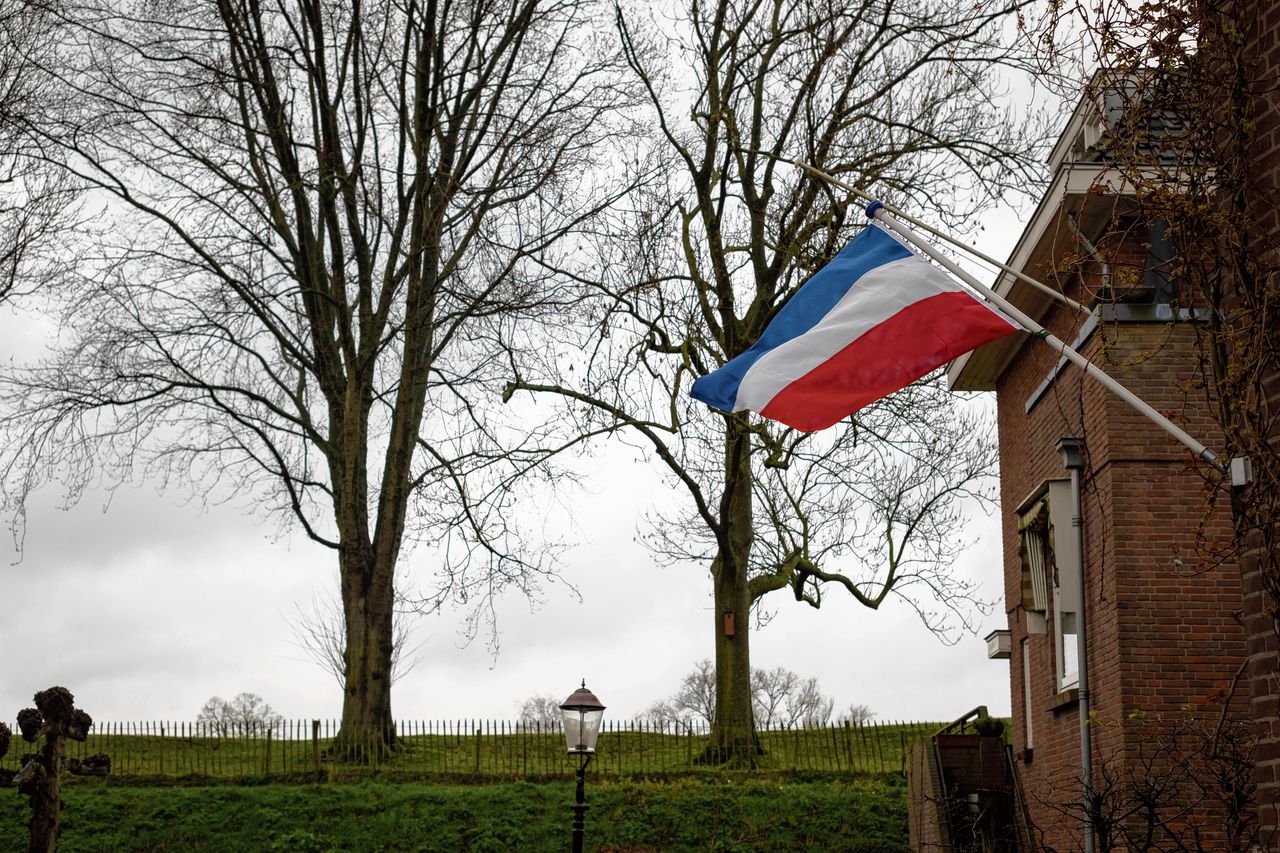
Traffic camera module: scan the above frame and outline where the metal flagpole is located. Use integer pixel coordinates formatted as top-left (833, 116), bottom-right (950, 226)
top-left (864, 207), bottom-right (1223, 470)
top-left (786, 158), bottom-right (1220, 465)
top-left (786, 157), bottom-right (1248, 480)
top-left (792, 160), bottom-right (1092, 318)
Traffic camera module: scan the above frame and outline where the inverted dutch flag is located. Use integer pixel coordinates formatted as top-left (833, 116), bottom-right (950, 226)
top-left (690, 222), bottom-right (1019, 432)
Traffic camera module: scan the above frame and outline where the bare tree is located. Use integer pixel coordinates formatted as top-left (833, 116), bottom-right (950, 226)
top-left (197, 692), bottom-right (284, 738)
top-left (0, 0), bottom-right (77, 305)
top-left (752, 666), bottom-right (835, 728)
top-left (510, 0), bottom-right (1036, 765)
top-left (674, 658), bottom-right (720, 727)
top-left (839, 703), bottom-right (874, 726)
top-left (289, 585), bottom-right (424, 689)
top-left (641, 699), bottom-right (681, 727)
top-left (1, 0), bottom-right (636, 758)
top-left (784, 676), bottom-right (835, 729)
top-left (651, 659), bottom-right (720, 727)
top-left (516, 694), bottom-right (562, 730)
top-left (751, 666), bottom-right (799, 729)
top-left (657, 661), bottom-right (839, 730)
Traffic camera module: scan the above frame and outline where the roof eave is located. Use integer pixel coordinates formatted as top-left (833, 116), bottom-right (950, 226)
top-left (947, 163), bottom-right (1124, 391)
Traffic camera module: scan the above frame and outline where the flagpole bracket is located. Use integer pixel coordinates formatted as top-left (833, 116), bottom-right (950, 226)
top-left (865, 200), bottom-right (885, 219)
top-left (1230, 456), bottom-right (1254, 488)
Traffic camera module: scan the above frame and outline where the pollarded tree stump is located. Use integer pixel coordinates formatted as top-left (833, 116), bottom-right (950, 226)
top-left (0, 687), bottom-right (108, 853)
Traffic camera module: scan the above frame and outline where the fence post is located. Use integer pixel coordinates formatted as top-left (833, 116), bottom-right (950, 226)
top-left (311, 719), bottom-right (321, 776)
top-left (474, 727), bottom-right (481, 774)
top-left (264, 728), bottom-right (272, 775)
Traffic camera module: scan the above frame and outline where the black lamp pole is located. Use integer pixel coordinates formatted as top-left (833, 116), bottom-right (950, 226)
top-left (559, 680), bottom-right (605, 853)
top-left (571, 752), bottom-right (591, 853)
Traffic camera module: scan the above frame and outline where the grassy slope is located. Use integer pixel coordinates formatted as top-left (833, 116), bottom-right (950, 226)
top-left (0, 776), bottom-right (908, 852)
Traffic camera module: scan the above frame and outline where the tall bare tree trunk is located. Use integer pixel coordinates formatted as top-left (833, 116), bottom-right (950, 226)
top-left (701, 421), bottom-right (760, 765)
top-left (705, 555), bottom-right (757, 764)
top-left (336, 551), bottom-right (397, 758)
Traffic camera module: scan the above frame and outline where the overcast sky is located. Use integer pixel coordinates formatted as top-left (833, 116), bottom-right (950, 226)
top-left (0, 206), bottom-right (1029, 731)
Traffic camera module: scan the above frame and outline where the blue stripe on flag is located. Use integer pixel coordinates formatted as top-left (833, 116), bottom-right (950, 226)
top-left (690, 224), bottom-right (913, 412)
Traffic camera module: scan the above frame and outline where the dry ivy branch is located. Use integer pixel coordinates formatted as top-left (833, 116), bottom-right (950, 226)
top-left (1033, 1), bottom-right (1280, 834)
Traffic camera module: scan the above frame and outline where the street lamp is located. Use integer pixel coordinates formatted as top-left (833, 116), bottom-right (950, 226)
top-left (560, 680), bottom-right (605, 853)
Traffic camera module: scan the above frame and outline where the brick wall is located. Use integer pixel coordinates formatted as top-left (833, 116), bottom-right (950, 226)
top-left (1243, 0), bottom-right (1280, 843)
top-left (908, 739), bottom-right (951, 851)
top-left (994, 230), bottom-right (1246, 849)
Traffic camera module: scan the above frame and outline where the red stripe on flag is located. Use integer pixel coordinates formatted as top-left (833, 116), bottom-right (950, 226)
top-left (759, 291), bottom-right (1016, 431)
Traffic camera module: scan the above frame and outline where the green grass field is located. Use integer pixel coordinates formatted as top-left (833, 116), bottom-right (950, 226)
top-left (0, 776), bottom-right (910, 852)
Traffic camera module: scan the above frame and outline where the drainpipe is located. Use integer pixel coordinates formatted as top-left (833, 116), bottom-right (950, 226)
top-left (1058, 436), bottom-right (1093, 853)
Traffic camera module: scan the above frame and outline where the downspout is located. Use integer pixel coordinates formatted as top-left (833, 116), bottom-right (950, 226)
top-left (1058, 437), bottom-right (1093, 853)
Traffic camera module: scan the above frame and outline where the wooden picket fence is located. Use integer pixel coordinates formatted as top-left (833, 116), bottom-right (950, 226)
top-left (0, 717), bottom-right (937, 779)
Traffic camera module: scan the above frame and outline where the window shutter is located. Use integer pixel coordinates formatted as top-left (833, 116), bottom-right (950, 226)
top-left (1018, 498), bottom-right (1050, 612)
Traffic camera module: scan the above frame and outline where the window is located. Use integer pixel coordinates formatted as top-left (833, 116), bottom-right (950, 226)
top-left (1017, 481), bottom-right (1082, 692)
top-left (1048, 480), bottom-right (1081, 690)
top-left (1092, 217), bottom-right (1178, 307)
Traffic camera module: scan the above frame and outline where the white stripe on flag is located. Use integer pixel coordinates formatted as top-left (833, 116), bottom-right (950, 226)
top-left (733, 255), bottom-right (959, 412)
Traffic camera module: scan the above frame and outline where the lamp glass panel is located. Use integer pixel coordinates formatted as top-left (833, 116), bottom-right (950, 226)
top-left (562, 708), bottom-right (605, 753)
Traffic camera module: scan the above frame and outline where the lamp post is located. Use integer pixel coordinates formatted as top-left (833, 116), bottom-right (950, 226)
top-left (559, 680), bottom-right (605, 853)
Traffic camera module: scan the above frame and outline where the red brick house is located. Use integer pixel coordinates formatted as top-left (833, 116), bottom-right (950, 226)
top-left (1234, 0), bottom-right (1280, 840)
top-left (908, 82), bottom-right (1252, 850)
